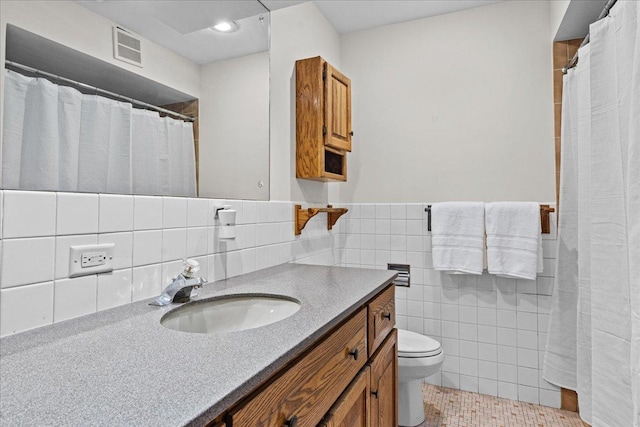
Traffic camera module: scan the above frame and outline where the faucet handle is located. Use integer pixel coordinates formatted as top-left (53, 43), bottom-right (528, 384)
top-left (182, 258), bottom-right (200, 278)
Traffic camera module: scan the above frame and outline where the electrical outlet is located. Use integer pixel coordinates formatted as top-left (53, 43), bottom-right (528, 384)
top-left (69, 244), bottom-right (115, 278)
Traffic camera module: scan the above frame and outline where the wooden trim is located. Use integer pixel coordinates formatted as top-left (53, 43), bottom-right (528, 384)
top-left (561, 388), bottom-right (579, 412)
top-left (540, 205), bottom-right (555, 234)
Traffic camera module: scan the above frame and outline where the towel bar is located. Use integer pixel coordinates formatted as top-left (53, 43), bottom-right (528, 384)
top-left (424, 204), bottom-right (555, 234)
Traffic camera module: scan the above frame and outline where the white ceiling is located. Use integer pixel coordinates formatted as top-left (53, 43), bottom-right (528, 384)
top-left (555, 0), bottom-right (607, 41)
top-left (77, 0), bottom-right (270, 65)
top-left (263, 0), bottom-right (504, 34)
top-left (76, 0), bottom-right (505, 65)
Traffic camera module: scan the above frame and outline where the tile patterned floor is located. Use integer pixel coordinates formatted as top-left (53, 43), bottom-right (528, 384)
top-left (417, 384), bottom-right (589, 427)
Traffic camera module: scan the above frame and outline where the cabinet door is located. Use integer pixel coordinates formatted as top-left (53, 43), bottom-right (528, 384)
top-left (230, 309), bottom-right (368, 426)
top-left (324, 63), bottom-right (352, 152)
top-left (321, 367), bottom-right (370, 427)
top-left (369, 329), bottom-right (398, 427)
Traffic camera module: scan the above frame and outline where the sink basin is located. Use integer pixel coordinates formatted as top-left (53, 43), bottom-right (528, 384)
top-left (160, 294), bottom-right (301, 334)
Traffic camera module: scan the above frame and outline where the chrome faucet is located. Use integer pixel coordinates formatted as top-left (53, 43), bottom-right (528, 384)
top-left (149, 259), bottom-right (207, 306)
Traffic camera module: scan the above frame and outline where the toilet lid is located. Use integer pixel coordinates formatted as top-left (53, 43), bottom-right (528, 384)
top-left (397, 329), bottom-right (442, 358)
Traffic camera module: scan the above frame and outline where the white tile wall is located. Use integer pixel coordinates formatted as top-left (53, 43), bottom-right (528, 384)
top-left (162, 197), bottom-right (187, 228)
top-left (98, 232), bottom-right (133, 270)
top-left (2, 237), bottom-right (56, 287)
top-left (0, 281), bottom-right (54, 336)
top-left (0, 190), bottom-right (337, 337)
top-left (97, 269), bottom-right (133, 311)
top-left (99, 194), bottom-right (133, 233)
top-left (54, 276), bottom-right (97, 322)
top-left (133, 196), bottom-right (163, 230)
top-left (3, 190), bottom-right (56, 238)
top-left (0, 192), bottom-right (560, 409)
top-left (57, 193), bottom-right (99, 235)
top-left (337, 203), bottom-right (561, 408)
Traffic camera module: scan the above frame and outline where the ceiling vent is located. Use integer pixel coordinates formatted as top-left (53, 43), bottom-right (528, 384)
top-left (113, 26), bottom-right (142, 67)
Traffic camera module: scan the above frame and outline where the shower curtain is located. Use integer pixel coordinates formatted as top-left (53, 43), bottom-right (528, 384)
top-left (544, 1), bottom-right (640, 426)
top-left (2, 69), bottom-right (196, 197)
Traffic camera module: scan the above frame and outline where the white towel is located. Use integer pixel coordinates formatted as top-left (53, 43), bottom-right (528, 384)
top-left (431, 202), bottom-right (485, 275)
top-left (485, 202), bottom-right (542, 280)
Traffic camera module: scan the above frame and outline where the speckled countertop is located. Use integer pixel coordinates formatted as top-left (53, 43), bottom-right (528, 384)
top-left (0, 264), bottom-right (396, 426)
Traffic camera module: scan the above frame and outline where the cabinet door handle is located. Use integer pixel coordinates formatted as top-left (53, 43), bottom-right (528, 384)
top-left (371, 390), bottom-right (379, 398)
top-left (348, 348), bottom-right (359, 360)
top-left (382, 312), bottom-right (391, 320)
top-left (349, 131), bottom-right (354, 136)
top-left (285, 415), bottom-right (298, 427)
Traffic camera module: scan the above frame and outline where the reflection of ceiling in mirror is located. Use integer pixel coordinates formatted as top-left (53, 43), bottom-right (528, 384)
top-left (75, 0), bottom-right (269, 65)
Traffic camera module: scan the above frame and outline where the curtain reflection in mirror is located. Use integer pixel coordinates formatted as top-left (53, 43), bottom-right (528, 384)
top-left (2, 69), bottom-right (196, 196)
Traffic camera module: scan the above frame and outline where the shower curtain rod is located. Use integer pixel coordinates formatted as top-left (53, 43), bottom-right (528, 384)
top-left (562, 0), bottom-right (618, 74)
top-left (4, 60), bottom-right (196, 122)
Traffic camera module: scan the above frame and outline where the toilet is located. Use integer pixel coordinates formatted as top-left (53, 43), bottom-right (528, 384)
top-left (397, 329), bottom-right (445, 427)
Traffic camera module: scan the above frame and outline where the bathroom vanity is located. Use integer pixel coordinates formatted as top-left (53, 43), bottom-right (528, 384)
top-left (0, 264), bottom-right (397, 426)
top-left (224, 284), bottom-right (397, 427)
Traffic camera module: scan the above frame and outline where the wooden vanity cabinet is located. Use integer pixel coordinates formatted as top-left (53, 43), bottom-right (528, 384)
top-left (296, 56), bottom-right (352, 182)
top-left (369, 330), bottom-right (398, 427)
top-left (319, 367), bottom-right (371, 427)
top-left (367, 285), bottom-right (396, 356)
top-left (228, 309), bottom-right (367, 426)
top-left (221, 285), bottom-right (396, 427)
top-left (320, 331), bottom-right (398, 427)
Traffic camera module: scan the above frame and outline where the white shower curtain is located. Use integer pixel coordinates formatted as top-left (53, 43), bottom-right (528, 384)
top-left (544, 1), bottom-right (640, 426)
top-left (2, 69), bottom-right (196, 197)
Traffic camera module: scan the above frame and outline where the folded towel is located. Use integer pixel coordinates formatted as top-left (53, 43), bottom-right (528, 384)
top-left (431, 202), bottom-right (485, 275)
top-left (485, 202), bottom-right (542, 280)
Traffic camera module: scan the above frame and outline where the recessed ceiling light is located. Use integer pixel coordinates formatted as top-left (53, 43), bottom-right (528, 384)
top-left (213, 21), bottom-right (238, 33)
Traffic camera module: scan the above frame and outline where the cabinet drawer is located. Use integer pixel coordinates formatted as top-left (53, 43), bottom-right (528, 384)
top-left (229, 308), bottom-right (368, 427)
top-left (367, 285), bottom-right (395, 356)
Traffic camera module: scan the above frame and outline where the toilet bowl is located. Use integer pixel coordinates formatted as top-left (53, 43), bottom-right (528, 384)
top-left (397, 329), bottom-right (445, 427)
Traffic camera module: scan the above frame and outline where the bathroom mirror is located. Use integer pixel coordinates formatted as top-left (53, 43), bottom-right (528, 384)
top-left (0, 0), bottom-right (270, 200)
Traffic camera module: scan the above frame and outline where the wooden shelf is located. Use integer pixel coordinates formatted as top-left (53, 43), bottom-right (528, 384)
top-left (295, 204), bottom-right (349, 235)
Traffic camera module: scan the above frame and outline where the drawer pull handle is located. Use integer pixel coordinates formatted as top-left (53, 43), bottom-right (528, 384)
top-left (382, 312), bottom-right (391, 320)
top-left (285, 415), bottom-right (298, 427)
top-left (371, 390), bottom-right (379, 398)
top-left (348, 348), bottom-right (359, 360)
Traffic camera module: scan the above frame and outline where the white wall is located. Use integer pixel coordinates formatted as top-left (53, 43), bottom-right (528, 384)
top-left (0, 1), bottom-right (200, 97)
top-left (199, 52), bottom-right (270, 201)
top-left (269, 2), bottom-right (341, 203)
top-left (339, 1), bottom-right (555, 203)
top-left (550, 0), bottom-right (571, 40)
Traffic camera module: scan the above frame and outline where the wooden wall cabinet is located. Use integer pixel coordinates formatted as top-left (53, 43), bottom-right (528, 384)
top-left (296, 56), bottom-right (352, 182)
top-left (222, 285), bottom-right (397, 427)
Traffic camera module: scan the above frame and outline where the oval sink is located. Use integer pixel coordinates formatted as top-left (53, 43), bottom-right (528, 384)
top-left (160, 294), bottom-right (301, 334)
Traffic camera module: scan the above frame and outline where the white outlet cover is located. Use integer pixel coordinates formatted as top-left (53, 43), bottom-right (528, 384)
top-left (69, 243), bottom-right (115, 278)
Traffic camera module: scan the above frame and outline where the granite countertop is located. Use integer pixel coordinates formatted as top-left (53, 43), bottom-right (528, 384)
top-left (0, 264), bottom-right (396, 426)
